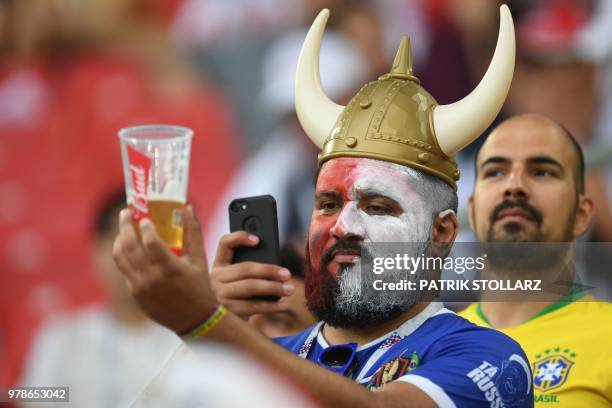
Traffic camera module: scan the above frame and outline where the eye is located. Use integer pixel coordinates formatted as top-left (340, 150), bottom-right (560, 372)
top-left (364, 203), bottom-right (392, 216)
top-left (319, 201), bottom-right (341, 212)
top-left (483, 168), bottom-right (505, 178)
top-left (532, 168), bottom-right (556, 177)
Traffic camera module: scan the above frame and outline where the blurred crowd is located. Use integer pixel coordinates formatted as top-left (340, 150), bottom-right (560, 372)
top-left (1, 0), bottom-right (612, 405)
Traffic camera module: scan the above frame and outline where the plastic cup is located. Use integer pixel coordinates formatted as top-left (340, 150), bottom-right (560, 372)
top-left (118, 125), bottom-right (193, 254)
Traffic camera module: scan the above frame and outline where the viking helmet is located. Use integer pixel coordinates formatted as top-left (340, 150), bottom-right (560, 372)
top-left (295, 6), bottom-right (515, 189)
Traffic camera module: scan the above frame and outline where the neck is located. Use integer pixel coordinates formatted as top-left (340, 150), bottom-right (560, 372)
top-left (480, 301), bottom-right (556, 328)
top-left (480, 259), bottom-right (576, 328)
top-left (480, 268), bottom-right (574, 329)
top-left (322, 302), bottom-right (430, 347)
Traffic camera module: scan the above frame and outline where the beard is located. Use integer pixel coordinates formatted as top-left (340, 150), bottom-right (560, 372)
top-left (486, 198), bottom-right (545, 242)
top-left (484, 198), bottom-right (574, 274)
top-left (304, 239), bottom-right (432, 329)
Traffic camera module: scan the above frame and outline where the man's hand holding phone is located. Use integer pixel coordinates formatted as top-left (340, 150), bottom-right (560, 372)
top-left (209, 231), bottom-right (295, 319)
top-left (208, 195), bottom-right (294, 318)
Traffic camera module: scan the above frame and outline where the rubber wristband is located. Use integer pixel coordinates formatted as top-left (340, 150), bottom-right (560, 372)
top-left (180, 304), bottom-right (228, 340)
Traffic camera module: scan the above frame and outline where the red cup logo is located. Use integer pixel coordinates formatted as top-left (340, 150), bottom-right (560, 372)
top-left (127, 146), bottom-right (151, 221)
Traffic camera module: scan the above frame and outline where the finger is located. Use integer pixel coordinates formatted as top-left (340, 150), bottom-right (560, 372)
top-left (139, 218), bottom-right (175, 267)
top-left (218, 278), bottom-right (294, 300)
top-left (182, 205), bottom-right (207, 268)
top-left (214, 263), bottom-right (291, 283)
top-left (117, 209), bottom-right (151, 273)
top-left (112, 235), bottom-right (140, 282)
top-left (213, 231), bottom-right (260, 268)
top-left (224, 298), bottom-right (291, 318)
top-left (123, 277), bottom-right (134, 294)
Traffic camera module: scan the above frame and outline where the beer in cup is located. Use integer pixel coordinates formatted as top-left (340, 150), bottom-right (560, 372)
top-left (118, 125), bottom-right (193, 254)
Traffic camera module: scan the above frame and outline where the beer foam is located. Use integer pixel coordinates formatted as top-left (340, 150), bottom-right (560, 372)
top-left (147, 192), bottom-right (186, 203)
top-left (126, 183), bottom-right (186, 204)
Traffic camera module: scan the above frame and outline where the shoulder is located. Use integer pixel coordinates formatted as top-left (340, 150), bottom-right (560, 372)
top-left (33, 307), bottom-right (110, 342)
top-left (395, 312), bottom-right (532, 407)
top-left (418, 310), bottom-right (528, 364)
top-left (20, 308), bottom-right (111, 385)
top-left (420, 309), bottom-right (500, 341)
top-left (457, 313), bottom-right (523, 348)
top-left (456, 303), bottom-right (481, 324)
top-left (568, 298), bottom-right (612, 315)
top-left (273, 323), bottom-right (320, 353)
top-left (561, 299), bottom-right (612, 335)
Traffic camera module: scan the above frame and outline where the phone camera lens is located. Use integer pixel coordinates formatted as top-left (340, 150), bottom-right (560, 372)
top-left (231, 201), bottom-right (245, 212)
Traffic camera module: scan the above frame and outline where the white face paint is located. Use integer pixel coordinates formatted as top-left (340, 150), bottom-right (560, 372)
top-left (331, 159), bottom-right (433, 244)
top-left (308, 157), bottom-right (456, 328)
top-left (330, 159), bottom-right (435, 319)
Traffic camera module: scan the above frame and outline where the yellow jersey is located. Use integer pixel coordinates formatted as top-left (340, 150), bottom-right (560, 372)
top-left (460, 297), bottom-right (612, 407)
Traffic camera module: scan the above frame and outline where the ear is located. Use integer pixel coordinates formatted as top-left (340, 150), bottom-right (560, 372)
top-left (432, 210), bottom-right (458, 257)
top-left (573, 195), bottom-right (594, 238)
top-left (467, 195), bottom-right (476, 232)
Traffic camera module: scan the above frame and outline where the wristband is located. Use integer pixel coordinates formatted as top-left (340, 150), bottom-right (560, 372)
top-left (180, 304), bottom-right (228, 340)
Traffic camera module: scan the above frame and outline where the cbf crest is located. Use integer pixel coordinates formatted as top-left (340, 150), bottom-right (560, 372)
top-left (532, 348), bottom-right (576, 392)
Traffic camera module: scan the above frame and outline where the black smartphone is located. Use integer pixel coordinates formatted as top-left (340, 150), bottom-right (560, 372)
top-left (228, 195), bottom-right (281, 301)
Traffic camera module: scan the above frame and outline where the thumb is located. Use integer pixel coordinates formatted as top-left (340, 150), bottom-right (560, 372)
top-left (182, 204), bottom-right (208, 269)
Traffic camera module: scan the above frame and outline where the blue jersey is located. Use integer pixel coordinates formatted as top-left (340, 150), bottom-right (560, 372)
top-left (274, 303), bottom-right (533, 408)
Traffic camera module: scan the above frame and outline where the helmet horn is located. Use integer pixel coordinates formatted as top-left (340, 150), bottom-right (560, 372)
top-left (295, 9), bottom-right (346, 149)
top-left (432, 5), bottom-right (515, 156)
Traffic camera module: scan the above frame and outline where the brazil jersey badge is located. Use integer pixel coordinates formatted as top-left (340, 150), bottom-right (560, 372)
top-left (532, 347), bottom-right (576, 392)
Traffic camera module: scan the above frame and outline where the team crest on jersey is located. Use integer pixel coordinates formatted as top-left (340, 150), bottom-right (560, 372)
top-left (532, 348), bottom-right (576, 392)
top-left (367, 351), bottom-right (420, 391)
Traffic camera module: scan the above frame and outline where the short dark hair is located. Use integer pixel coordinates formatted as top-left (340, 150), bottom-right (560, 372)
top-left (94, 190), bottom-right (127, 239)
top-left (474, 123), bottom-right (585, 195)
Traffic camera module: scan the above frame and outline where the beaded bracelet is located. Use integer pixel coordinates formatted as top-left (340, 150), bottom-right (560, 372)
top-left (180, 304), bottom-right (228, 340)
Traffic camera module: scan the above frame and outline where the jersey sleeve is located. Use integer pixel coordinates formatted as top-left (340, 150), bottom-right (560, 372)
top-left (396, 329), bottom-right (533, 408)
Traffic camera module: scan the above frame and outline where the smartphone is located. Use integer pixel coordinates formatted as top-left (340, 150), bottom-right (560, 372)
top-left (228, 195), bottom-right (281, 301)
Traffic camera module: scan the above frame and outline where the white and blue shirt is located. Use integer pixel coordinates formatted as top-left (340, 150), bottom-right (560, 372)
top-left (274, 303), bottom-right (533, 408)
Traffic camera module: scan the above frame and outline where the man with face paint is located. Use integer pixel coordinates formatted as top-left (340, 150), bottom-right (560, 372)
top-left (460, 114), bottom-right (612, 407)
top-left (113, 6), bottom-right (535, 407)
top-left (304, 158), bottom-right (451, 329)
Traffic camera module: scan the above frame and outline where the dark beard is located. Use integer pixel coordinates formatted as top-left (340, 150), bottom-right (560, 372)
top-left (486, 198), bottom-right (544, 242)
top-left (484, 198), bottom-right (575, 275)
top-left (304, 240), bottom-right (425, 329)
top-left (304, 239), bottom-right (360, 316)
top-left (483, 241), bottom-right (571, 277)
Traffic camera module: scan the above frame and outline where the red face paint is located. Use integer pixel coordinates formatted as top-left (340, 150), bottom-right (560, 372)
top-left (307, 158), bottom-right (361, 278)
top-left (306, 157), bottom-right (431, 308)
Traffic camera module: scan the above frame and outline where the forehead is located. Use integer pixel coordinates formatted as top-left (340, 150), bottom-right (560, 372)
top-left (316, 157), bottom-right (421, 200)
top-left (477, 118), bottom-right (577, 167)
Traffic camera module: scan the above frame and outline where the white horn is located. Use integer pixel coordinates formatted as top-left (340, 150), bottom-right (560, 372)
top-left (295, 9), bottom-right (345, 149)
top-left (432, 4), bottom-right (515, 156)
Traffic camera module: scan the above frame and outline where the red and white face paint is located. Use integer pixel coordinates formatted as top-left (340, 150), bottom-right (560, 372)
top-left (308, 157), bottom-right (431, 279)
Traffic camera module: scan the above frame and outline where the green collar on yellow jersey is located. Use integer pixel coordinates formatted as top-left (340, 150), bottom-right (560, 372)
top-left (475, 286), bottom-right (585, 327)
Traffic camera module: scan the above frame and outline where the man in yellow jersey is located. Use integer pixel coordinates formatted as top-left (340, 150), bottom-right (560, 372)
top-left (460, 113), bottom-right (612, 406)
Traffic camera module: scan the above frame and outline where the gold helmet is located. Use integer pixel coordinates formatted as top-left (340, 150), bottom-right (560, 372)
top-left (295, 6), bottom-right (515, 189)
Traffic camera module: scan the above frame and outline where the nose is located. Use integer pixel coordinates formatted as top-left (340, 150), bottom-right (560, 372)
top-left (503, 168), bottom-right (529, 200)
top-left (330, 202), bottom-right (365, 240)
